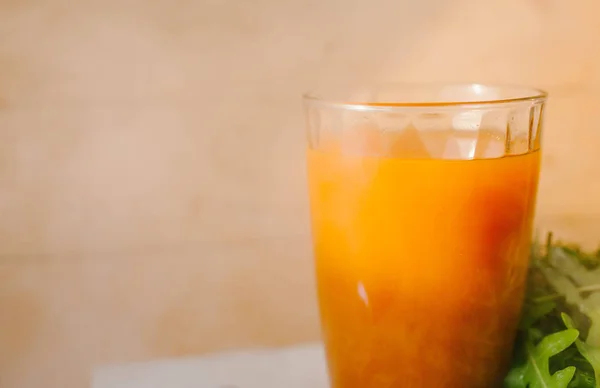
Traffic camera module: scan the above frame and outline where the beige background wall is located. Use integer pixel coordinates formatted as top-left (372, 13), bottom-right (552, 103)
top-left (1, 0), bottom-right (600, 387)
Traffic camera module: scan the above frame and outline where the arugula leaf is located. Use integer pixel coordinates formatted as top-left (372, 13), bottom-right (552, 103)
top-left (505, 233), bottom-right (600, 388)
top-left (505, 329), bottom-right (578, 388)
top-left (542, 248), bottom-right (600, 346)
top-left (562, 313), bottom-right (600, 383)
top-left (520, 301), bottom-right (557, 330)
top-left (567, 369), bottom-right (596, 388)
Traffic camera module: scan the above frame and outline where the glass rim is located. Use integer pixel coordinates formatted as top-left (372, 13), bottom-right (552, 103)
top-left (303, 83), bottom-right (548, 111)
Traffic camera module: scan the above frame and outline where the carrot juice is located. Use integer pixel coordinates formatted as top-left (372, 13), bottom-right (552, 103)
top-left (307, 125), bottom-right (541, 387)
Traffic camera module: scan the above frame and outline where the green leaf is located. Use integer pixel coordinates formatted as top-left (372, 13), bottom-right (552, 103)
top-left (562, 313), bottom-right (600, 384)
top-left (543, 247), bottom-right (600, 346)
top-left (505, 329), bottom-right (578, 388)
top-left (567, 369), bottom-right (596, 388)
top-left (508, 234), bottom-right (600, 388)
top-left (520, 301), bottom-right (557, 330)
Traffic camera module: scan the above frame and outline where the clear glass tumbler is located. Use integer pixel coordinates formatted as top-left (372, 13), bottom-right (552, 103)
top-left (304, 84), bottom-right (547, 387)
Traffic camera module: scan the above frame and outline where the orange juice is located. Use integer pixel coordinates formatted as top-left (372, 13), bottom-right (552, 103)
top-left (307, 130), bottom-right (540, 388)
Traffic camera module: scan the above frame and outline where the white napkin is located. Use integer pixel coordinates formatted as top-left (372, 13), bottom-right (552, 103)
top-left (92, 343), bottom-right (328, 388)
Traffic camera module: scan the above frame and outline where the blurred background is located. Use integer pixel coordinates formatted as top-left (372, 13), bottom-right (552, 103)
top-left (1, 0), bottom-right (600, 387)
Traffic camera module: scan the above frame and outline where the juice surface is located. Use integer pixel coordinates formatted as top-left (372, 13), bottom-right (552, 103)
top-left (307, 130), bottom-right (540, 388)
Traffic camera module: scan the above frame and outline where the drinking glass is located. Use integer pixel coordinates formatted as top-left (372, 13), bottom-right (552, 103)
top-left (304, 84), bottom-right (547, 387)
